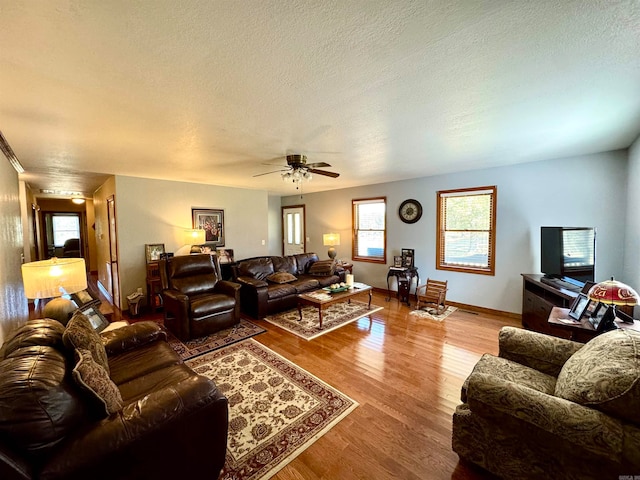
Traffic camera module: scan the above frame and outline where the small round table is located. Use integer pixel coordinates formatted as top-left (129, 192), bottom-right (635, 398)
top-left (386, 267), bottom-right (419, 306)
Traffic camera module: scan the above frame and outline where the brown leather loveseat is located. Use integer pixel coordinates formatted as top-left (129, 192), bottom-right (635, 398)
top-left (0, 315), bottom-right (228, 480)
top-left (232, 253), bottom-right (345, 319)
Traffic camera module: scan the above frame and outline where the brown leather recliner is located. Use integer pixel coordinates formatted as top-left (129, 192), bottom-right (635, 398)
top-left (160, 254), bottom-right (241, 340)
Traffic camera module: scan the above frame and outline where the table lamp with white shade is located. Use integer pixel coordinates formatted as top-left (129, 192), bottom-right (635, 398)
top-left (175, 229), bottom-right (207, 256)
top-left (323, 233), bottom-right (341, 260)
top-left (21, 257), bottom-right (87, 324)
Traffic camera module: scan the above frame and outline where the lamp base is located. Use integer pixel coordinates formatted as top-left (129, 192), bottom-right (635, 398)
top-left (327, 247), bottom-right (337, 260)
top-left (43, 297), bottom-right (77, 325)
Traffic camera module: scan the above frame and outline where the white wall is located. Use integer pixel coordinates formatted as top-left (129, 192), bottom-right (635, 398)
top-left (0, 158), bottom-right (29, 344)
top-left (282, 150), bottom-right (629, 314)
top-left (624, 134), bottom-right (640, 293)
top-left (114, 176), bottom-right (271, 309)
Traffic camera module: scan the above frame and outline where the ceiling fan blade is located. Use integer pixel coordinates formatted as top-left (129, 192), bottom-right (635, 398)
top-left (308, 168), bottom-right (340, 178)
top-left (306, 162), bottom-right (331, 168)
top-left (253, 169), bottom-right (289, 177)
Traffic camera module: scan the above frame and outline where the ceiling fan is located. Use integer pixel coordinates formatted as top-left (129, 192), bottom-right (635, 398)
top-left (253, 154), bottom-right (340, 186)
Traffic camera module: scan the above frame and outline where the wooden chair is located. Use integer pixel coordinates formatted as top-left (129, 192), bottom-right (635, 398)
top-left (416, 279), bottom-right (448, 314)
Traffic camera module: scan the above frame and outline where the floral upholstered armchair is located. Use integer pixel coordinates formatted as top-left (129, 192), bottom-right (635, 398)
top-left (453, 326), bottom-right (640, 479)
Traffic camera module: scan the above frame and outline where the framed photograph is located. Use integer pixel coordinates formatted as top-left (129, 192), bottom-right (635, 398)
top-left (71, 288), bottom-right (101, 309)
top-left (217, 248), bottom-right (234, 264)
top-left (568, 293), bottom-right (590, 320)
top-left (393, 256), bottom-right (402, 268)
top-left (588, 303), bottom-right (615, 331)
top-left (145, 243), bottom-right (165, 263)
top-left (79, 305), bottom-right (109, 333)
top-left (192, 208), bottom-right (225, 247)
top-left (401, 248), bottom-right (414, 268)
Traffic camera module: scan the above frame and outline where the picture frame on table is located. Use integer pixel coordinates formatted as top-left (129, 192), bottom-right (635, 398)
top-left (192, 208), bottom-right (225, 247)
top-left (79, 305), bottom-right (109, 333)
top-left (401, 248), bottom-right (414, 268)
top-left (71, 288), bottom-right (101, 309)
top-left (568, 293), bottom-right (591, 320)
top-left (145, 243), bottom-right (165, 263)
top-left (393, 256), bottom-right (402, 268)
top-left (588, 303), bottom-right (616, 331)
top-left (217, 248), bottom-right (234, 264)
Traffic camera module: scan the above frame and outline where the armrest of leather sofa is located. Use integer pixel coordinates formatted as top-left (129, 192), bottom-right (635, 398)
top-left (235, 276), bottom-right (268, 289)
top-left (40, 375), bottom-right (228, 479)
top-left (214, 279), bottom-right (241, 299)
top-left (466, 371), bottom-right (623, 459)
top-left (498, 326), bottom-right (583, 377)
top-left (101, 321), bottom-right (167, 356)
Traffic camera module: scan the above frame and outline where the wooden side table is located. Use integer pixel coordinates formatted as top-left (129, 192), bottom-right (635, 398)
top-left (339, 263), bottom-right (353, 274)
top-left (548, 306), bottom-right (640, 343)
top-left (386, 266), bottom-right (419, 306)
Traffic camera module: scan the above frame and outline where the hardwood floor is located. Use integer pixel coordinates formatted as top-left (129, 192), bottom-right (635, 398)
top-left (115, 289), bottom-right (519, 480)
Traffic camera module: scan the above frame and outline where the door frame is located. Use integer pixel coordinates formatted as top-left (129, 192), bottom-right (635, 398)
top-left (281, 204), bottom-right (306, 256)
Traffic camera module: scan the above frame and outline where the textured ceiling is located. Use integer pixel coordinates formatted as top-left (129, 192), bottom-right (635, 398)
top-left (1, 0), bottom-right (639, 198)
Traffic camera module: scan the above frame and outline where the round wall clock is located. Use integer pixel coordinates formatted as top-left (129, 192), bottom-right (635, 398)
top-left (398, 199), bottom-right (423, 224)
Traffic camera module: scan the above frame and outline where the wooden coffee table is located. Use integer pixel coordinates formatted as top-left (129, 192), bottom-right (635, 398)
top-left (297, 283), bottom-right (373, 329)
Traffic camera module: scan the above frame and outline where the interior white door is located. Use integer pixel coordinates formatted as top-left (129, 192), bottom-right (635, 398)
top-left (282, 206), bottom-right (305, 256)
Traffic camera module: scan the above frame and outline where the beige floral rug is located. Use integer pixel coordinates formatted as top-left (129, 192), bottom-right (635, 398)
top-left (166, 318), bottom-right (266, 360)
top-left (263, 301), bottom-right (383, 340)
top-left (187, 339), bottom-right (358, 480)
top-left (409, 305), bottom-right (457, 322)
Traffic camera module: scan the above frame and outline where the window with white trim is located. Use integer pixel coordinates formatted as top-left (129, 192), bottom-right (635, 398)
top-left (436, 186), bottom-right (497, 275)
top-left (352, 197), bottom-right (386, 263)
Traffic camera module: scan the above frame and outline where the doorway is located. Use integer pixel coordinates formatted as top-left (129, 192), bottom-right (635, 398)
top-left (42, 212), bottom-right (84, 259)
top-left (282, 205), bottom-right (305, 256)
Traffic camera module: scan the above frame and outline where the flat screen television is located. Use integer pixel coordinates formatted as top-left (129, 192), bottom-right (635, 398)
top-left (541, 226), bottom-right (596, 284)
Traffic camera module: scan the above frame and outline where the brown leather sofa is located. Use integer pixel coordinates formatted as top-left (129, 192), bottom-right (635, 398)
top-left (160, 254), bottom-right (241, 340)
top-left (0, 316), bottom-right (228, 480)
top-left (232, 253), bottom-right (345, 319)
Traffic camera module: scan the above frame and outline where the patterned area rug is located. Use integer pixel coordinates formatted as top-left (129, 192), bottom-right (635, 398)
top-left (187, 339), bottom-right (358, 480)
top-left (166, 318), bottom-right (266, 360)
top-left (264, 301), bottom-right (384, 340)
top-left (409, 305), bottom-right (457, 322)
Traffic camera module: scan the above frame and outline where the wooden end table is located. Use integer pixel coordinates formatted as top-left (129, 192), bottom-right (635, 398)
top-left (297, 284), bottom-right (373, 329)
top-left (548, 306), bottom-right (640, 343)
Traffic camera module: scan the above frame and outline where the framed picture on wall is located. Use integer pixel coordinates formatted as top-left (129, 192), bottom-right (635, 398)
top-left (192, 208), bottom-right (225, 247)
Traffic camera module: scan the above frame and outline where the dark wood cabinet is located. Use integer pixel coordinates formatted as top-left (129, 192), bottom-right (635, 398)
top-left (521, 274), bottom-right (577, 339)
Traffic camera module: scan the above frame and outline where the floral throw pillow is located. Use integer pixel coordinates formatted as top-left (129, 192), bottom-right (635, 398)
top-left (72, 348), bottom-right (123, 417)
top-left (63, 311), bottom-right (110, 374)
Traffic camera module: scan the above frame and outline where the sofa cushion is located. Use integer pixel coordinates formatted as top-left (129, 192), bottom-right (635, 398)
top-left (72, 348), bottom-right (123, 417)
top-left (237, 257), bottom-right (274, 280)
top-left (63, 311), bottom-right (110, 374)
top-left (267, 283), bottom-right (297, 300)
top-left (267, 271), bottom-right (298, 284)
top-left (190, 293), bottom-right (236, 318)
top-left (292, 277), bottom-right (320, 293)
top-left (308, 259), bottom-right (337, 276)
top-left (272, 256), bottom-right (297, 275)
top-left (555, 329), bottom-right (640, 424)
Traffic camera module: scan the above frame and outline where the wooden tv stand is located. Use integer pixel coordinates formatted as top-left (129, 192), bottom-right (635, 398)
top-left (521, 274), bottom-right (579, 339)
